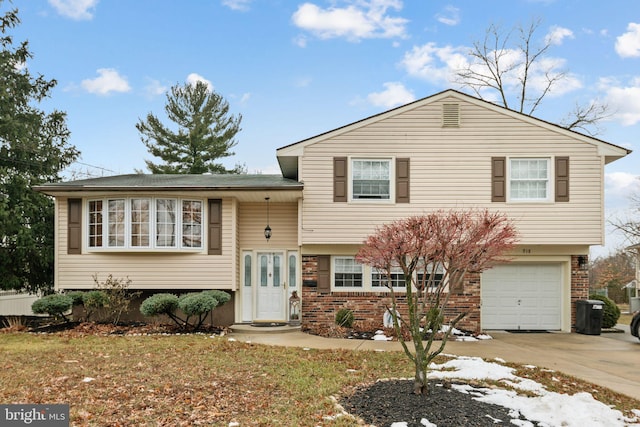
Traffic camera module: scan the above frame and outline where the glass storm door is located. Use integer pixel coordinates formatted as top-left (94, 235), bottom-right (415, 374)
top-left (255, 252), bottom-right (286, 321)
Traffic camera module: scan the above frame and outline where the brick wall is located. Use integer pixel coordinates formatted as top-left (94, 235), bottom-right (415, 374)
top-left (570, 254), bottom-right (590, 331)
top-left (301, 255), bottom-right (483, 333)
top-left (301, 254), bottom-right (589, 333)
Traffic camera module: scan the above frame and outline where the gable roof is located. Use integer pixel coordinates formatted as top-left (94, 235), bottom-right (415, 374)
top-left (276, 89), bottom-right (631, 179)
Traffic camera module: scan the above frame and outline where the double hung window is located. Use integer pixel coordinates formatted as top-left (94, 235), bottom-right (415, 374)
top-left (334, 257), bottom-right (363, 288)
top-left (372, 266), bottom-right (404, 289)
top-left (131, 198), bottom-right (150, 247)
top-left (88, 198), bottom-right (203, 250)
top-left (352, 159), bottom-right (390, 200)
top-left (416, 262), bottom-right (445, 289)
top-left (509, 158), bottom-right (550, 201)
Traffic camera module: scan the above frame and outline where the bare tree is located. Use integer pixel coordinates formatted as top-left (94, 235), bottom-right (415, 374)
top-left (355, 209), bottom-right (518, 395)
top-left (455, 19), bottom-right (608, 135)
top-left (589, 250), bottom-right (636, 303)
top-left (612, 187), bottom-right (640, 244)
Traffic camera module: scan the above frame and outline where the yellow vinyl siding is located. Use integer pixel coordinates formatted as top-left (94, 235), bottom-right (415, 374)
top-left (298, 96), bottom-right (604, 246)
top-left (238, 202), bottom-right (298, 249)
top-left (55, 196), bottom-right (236, 291)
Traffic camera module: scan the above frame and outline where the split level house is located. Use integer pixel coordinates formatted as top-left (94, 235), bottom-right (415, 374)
top-left (34, 89), bottom-right (631, 333)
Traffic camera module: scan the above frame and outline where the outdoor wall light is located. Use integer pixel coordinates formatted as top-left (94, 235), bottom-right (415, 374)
top-left (577, 255), bottom-right (588, 270)
top-left (264, 197), bottom-right (272, 241)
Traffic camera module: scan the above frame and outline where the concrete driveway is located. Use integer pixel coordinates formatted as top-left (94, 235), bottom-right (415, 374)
top-left (445, 328), bottom-right (639, 399)
top-left (230, 324), bottom-right (640, 399)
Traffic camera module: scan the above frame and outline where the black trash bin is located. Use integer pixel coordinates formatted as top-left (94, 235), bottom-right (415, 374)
top-left (575, 299), bottom-right (604, 335)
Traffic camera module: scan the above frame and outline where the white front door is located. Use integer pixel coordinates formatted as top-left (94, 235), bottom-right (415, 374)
top-left (255, 252), bottom-right (286, 321)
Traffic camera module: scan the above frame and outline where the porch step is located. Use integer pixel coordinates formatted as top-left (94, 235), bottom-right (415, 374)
top-left (230, 323), bottom-right (301, 334)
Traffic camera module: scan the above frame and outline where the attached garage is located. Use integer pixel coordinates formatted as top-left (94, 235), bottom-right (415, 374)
top-left (481, 264), bottom-right (563, 331)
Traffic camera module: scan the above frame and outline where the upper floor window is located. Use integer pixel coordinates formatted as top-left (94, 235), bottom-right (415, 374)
top-left (352, 159), bottom-right (390, 200)
top-left (87, 198), bottom-right (203, 250)
top-left (509, 158), bottom-right (550, 201)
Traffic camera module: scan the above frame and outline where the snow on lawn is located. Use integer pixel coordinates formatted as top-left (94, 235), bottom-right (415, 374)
top-left (389, 355), bottom-right (640, 427)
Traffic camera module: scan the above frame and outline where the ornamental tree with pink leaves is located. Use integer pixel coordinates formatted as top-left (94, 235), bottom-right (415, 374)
top-left (355, 209), bottom-right (518, 395)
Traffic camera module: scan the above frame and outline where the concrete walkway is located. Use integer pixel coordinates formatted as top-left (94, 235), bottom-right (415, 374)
top-left (229, 325), bottom-right (640, 400)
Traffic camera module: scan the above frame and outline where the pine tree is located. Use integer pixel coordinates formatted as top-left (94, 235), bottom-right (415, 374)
top-left (0, 3), bottom-right (79, 292)
top-left (137, 81), bottom-right (243, 174)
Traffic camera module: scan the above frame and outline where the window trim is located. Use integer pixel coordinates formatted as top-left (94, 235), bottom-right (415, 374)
top-left (332, 256), bottom-right (364, 290)
top-left (85, 197), bottom-right (205, 252)
top-left (329, 256), bottom-right (450, 293)
top-left (507, 157), bottom-right (552, 203)
top-left (371, 265), bottom-right (406, 290)
top-left (349, 157), bottom-right (395, 203)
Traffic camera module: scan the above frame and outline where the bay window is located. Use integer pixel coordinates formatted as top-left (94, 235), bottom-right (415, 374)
top-left (156, 199), bottom-right (177, 247)
top-left (108, 199), bottom-right (125, 247)
top-left (88, 200), bottom-right (103, 247)
top-left (181, 200), bottom-right (203, 248)
top-left (88, 197), bottom-right (203, 250)
top-left (131, 198), bottom-right (150, 247)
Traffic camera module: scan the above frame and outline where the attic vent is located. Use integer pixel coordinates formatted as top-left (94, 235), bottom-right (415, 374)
top-left (442, 103), bottom-right (460, 128)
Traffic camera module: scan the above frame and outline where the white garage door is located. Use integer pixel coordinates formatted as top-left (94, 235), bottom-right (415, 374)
top-left (481, 264), bottom-right (562, 330)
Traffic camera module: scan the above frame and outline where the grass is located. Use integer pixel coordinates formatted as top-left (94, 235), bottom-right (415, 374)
top-left (1, 331), bottom-right (639, 426)
top-left (619, 312), bottom-right (633, 325)
top-left (617, 303), bottom-right (635, 326)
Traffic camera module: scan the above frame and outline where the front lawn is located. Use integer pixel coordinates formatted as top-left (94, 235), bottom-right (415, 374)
top-left (0, 331), bottom-right (411, 426)
top-left (1, 330), bottom-right (638, 426)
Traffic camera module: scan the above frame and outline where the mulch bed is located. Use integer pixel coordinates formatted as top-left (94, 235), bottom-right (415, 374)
top-left (341, 379), bottom-right (527, 426)
top-left (5, 321), bottom-right (229, 336)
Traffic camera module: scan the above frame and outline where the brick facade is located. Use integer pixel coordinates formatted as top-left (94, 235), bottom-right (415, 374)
top-left (301, 254), bottom-right (589, 333)
top-left (570, 254), bottom-right (590, 331)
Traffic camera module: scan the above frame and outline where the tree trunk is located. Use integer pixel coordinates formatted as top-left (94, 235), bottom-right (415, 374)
top-left (413, 363), bottom-right (428, 395)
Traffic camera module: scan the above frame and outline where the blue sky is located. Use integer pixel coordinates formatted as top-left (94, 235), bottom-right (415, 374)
top-left (9, 0), bottom-right (640, 256)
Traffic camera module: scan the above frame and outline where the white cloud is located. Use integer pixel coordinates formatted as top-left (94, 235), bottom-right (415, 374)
top-left (81, 68), bottom-right (130, 95)
top-left (615, 22), bottom-right (640, 58)
top-left (601, 79), bottom-right (640, 125)
top-left (367, 82), bottom-right (415, 108)
top-left (234, 92), bottom-right (251, 105)
top-left (221, 0), bottom-right (253, 11)
top-left (400, 41), bottom-right (582, 100)
top-left (528, 57), bottom-right (582, 96)
top-left (291, 0), bottom-right (408, 42)
top-left (606, 172), bottom-right (640, 198)
top-left (400, 42), bottom-right (468, 85)
top-left (186, 73), bottom-right (213, 91)
top-left (435, 6), bottom-right (460, 26)
top-left (545, 26), bottom-right (574, 45)
top-left (293, 35), bottom-right (308, 48)
top-left (48, 0), bottom-right (98, 20)
top-left (143, 78), bottom-right (167, 97)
